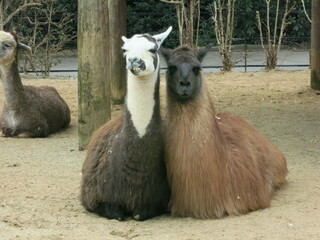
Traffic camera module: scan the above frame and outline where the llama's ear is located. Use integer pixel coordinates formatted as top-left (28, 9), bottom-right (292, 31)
top-left (153, 26), bottom-right (172, 48)
top-left (197, 44), bottom-right (212, 63)
top-left (121, 36), bottom-right (129, 43)
top-left (159, 47), bottom-right (172, 63)
top-left (8, 30), bottom-right (31, 52)
top-left (18, 42), bottom-right (32, 52)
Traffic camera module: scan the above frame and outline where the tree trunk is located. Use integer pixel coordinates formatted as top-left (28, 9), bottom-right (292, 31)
top-left (78, 0), bottom-right (111, 150)
top-left (266, 46), bottom-right (278, 70)
top-left (0, 0), bottom-right (4, 30)
top-left (108, 0), bottom-right (126, 104)
top-left (311, 0), bottom-right (320, 90)
top-left (182, 0), bottom-right (195, 48)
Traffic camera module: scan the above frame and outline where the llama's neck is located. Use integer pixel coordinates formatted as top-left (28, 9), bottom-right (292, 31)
top-left (168, 84), bottom-right (216, 120)
top-left (167, 85), bottom-right (225, 153)
top-left (0, 60), bottom-right (25, 108)
top-left (126, 71), bottom-right (159, 138)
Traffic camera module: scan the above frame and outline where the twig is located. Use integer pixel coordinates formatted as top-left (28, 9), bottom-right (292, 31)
top-left (300, 0), bottom-right (311, 23)
top-left (160, 0), bottom-right (182, 3)
top-left (256, 11), bottom-right (266, 51)
top-left (3, 2), bottom-right (41, 26)
top-left (277, 0), bottom-right (296, 53)
top-left (273, 0), bottom-right (280, 46)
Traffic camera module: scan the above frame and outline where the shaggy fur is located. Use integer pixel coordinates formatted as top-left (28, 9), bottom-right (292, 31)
top-left (81, 27), bottom-right (172, 221)
top-left (161, 45), bottom-right (288, 219)
top-left (0, 31), bottom-right (70, 137)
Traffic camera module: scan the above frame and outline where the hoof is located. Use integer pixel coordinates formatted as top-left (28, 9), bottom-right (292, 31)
top-left (17, 132), bottom-right (33, 138)
top-left (132, 206), bottom-right (164, 221)
top-left (96, 202), bottom-right (127, 221)
top-left (133, 214), bottom-right (142, 221)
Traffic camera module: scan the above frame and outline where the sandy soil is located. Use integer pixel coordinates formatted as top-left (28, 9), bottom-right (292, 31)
top-left (0, 70), bottom-right (319, 240)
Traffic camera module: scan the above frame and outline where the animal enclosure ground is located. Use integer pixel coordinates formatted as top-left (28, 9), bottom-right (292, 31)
top-left (0, 70), bottom-right (319, 240)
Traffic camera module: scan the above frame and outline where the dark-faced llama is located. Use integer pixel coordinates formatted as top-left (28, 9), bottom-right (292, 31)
top-left (0, 31), bottom-right (70, 137)
top-left (81, 27), bottom-right (172, 221)
top-left (161, 45), bottom-right (288, 219)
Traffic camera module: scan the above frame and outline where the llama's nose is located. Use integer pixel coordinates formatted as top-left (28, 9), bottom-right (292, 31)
top-left (128, 57), bottom-right (138, 64)
top-left (179, 79), bottom-right (191, 87)
top-left (126, 57), bottom-right (143, 70)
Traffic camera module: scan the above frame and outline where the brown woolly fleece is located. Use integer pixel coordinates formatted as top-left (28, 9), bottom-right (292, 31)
top-left (163, 46), bottom-right (287, 219)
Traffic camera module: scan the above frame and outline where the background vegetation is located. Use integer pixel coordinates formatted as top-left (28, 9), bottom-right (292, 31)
top-left (8, 0), bottom-right (311, 48)
top-left (126, 0), bottom-right (311, 47)
top-left (4, 0), bottom-right (311, 74)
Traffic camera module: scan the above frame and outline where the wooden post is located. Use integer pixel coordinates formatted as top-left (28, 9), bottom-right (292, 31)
top-left (78, 0), bottom-right (111, 150)
top-left (108, 0), bottom-right (127, 104)
top-left (311, 0), bottom-right (320, 90)
top-left (0, 1), bottom-right (4, 30)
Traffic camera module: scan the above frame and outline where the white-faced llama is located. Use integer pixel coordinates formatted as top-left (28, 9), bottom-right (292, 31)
top-left (161, 45), bottom-right (288, 219)
top-left (81, 27), bottom-right (172, 221)
top-left (0, 31), bottom-right (70, 137)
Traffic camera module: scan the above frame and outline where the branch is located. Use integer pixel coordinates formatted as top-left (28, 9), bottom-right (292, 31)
top-left (256, 11), bottom-right (266, 51)
top-left (266, 0), bottom-right (272, 50)
top-left (195, 0), bottom-right (200, 47)
top-left (218, 0), bottom-right (224, 50)
top-left (213, 2), bottom-right (221, 45)
top-left (160, 0), bottom-right (182, 4)
top-left (300, 0), bottom-right (311, 23)
top-left (273, 0), bottom-right (280, 46)
top-left (228, 0), bottom-right (236, 52)
top-left (226, 0), bottom-right (231, 47)
top-left (3, 2), bottom-right (41, 26)
top-left (277, 0), bottom-right (296, 53)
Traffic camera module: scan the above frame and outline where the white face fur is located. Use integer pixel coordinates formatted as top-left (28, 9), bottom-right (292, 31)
top-left (122, 35), bottom-right (159, 76)
top-left (0, 31), bottom-right (17, 65)
top-left (121, 26), bottom-right (172, 77)
top-left (122, 27), bottom-right (172, 137)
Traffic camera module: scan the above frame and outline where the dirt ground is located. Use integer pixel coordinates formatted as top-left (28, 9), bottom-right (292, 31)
top-left (0, 70), bottom-right (319, 240)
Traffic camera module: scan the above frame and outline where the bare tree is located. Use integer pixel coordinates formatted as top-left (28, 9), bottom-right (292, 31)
top-left (0, 0), bottom-right (40, 30)
top-left (20, 0), bottom-right (76, 76)
top-left (212, 0), bottom-right (236, 71)
top-left (256, 0), bottom-right (296, 70)
top-left (160, 0), bottom-right (200, 48)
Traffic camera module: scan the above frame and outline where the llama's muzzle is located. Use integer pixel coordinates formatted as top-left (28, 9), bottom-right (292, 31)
top-left (177, 88), bottom-right (192, 98)
top-left (126, 57), bottom-right (146, 75)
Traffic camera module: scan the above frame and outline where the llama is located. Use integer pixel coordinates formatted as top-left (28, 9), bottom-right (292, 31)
top-left (0, 31), bottom-right (70, 137)
top-left (81, 27), bottom-right (172, 221)
top-left (161, 45), bottom-right (288, 219)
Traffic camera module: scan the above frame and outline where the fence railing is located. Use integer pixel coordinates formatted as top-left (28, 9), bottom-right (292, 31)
top-left (20, 7), bottom-right (311, 76)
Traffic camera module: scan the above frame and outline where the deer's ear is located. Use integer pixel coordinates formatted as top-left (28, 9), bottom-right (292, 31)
top-left (159, 47), bottom-right (172, 63)
top-left (18, 42), bottom-right (32, 52)
top-left (152, 26), bottom-right (172, 48)
top-left (197, 44), bottom-right (212, 62)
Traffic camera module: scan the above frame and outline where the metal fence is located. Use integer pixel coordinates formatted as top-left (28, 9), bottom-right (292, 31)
top-left (23, 8), bottom-right (311, 76)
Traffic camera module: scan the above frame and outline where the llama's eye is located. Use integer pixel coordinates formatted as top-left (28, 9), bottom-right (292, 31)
top-left (193, 66), bottom-right (201, 75)
top-left (122, 49), bottom-right (127, 54)
top-left (168, 65), bottom-right (177, 74)
top-left (3, 43), bottom-right (11, 49)
top-left (149, 48), bottom-right (157, 54)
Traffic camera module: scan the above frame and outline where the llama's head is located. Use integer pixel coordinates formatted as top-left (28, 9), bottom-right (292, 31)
top-left (0, 31), bottom-right (31, 65)
top-left (121, 26), bottom-right (172, 76)
top-left (161, 45), bottom-right (211, 102)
